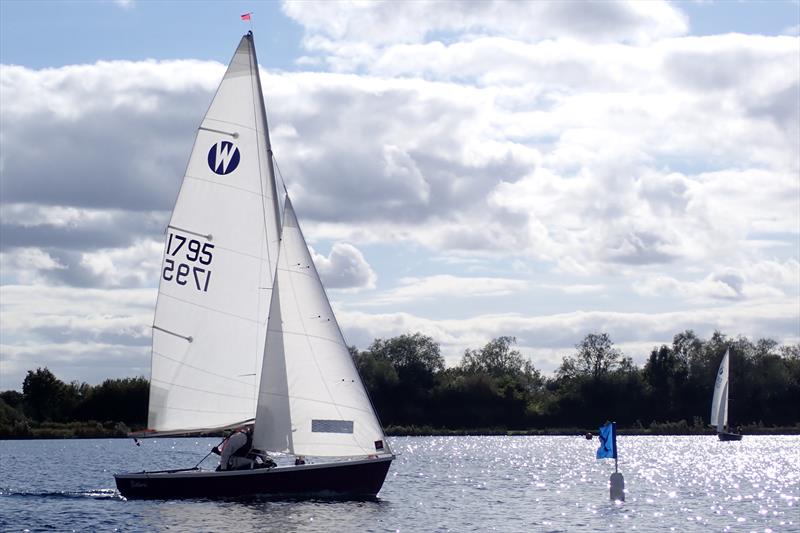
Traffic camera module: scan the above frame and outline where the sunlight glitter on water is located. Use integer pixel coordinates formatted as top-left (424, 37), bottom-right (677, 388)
top-left (1, 435), bottom-right (798, 532)
top-left (387, 435), bottom-right (799, 532)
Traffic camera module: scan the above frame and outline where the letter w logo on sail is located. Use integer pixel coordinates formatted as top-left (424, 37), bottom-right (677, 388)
top-left (207, 141), bottom-right (241, 175)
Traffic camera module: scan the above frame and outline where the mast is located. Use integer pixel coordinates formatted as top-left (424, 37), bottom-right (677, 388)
top-left (727, 349), bottom-right (732, 432)
top-left (247, 31), bottom-right (283, 239)
top-left (721, 350), bottom-right (729, 433)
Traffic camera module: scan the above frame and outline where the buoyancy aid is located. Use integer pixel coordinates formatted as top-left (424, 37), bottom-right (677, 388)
top-left (231, 429), bottom-right (253, 458)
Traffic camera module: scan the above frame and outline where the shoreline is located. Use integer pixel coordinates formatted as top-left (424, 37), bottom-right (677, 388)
top-left (2, 424), bottom-right (798, 440)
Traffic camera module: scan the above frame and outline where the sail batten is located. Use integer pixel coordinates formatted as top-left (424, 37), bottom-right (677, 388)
top-left (157, 292), bottom-right (269, 323)
top-left (150, 381), bottom-right (255, 401)
top-left (180, 177), bottom-right (266, 196)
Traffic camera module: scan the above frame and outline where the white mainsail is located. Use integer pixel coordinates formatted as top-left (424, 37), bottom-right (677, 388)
top-left (147, 33), bottom-right (281, 434)
top-left (253, 198), bottom-right (389, 457)
top-left (710, 349), bottom-right (730, 433)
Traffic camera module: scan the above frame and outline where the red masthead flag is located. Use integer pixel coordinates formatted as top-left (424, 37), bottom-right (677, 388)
top-left (241, 13), bottom-right (251, 21)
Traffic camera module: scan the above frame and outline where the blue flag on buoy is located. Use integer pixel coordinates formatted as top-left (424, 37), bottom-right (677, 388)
top-left (596, 421), bottom-right (617, 459)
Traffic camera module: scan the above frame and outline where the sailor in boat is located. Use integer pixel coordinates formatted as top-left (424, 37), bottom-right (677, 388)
top-left (213, 426), bottom-right (250, 470)
top-left (213, 426), bottom-right (275, 471)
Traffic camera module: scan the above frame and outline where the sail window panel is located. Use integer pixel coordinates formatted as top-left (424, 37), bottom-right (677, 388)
top-left (290, 399), bottom-right (385, 457)
top-left (311, 419), bottom-right (354, 434)
top-left (295, 338), bottom-right (384, 452)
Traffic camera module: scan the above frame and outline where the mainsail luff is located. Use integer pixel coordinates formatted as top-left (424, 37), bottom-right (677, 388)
top-left (249, 31), bottom-right (283, 240)
top-left (253, 198), bottom-right (389, 457)
top-left (146, 33), bottom-right (281, 434)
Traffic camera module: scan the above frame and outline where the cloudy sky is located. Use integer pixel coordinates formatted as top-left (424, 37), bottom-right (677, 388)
top-left (1, 0), bottom-right (798, 390)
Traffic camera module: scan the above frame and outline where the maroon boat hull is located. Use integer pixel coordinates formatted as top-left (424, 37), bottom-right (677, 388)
top-left (115, 456), bottom-right (393, 499)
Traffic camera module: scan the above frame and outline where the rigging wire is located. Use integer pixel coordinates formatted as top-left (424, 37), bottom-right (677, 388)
top-left (272, 154), bottom-right (289, 196)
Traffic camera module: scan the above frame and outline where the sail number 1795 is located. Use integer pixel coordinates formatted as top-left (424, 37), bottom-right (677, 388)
top-left (162, 232), bottom-right (214, 292)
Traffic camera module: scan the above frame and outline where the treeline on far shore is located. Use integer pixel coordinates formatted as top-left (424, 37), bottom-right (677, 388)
top-left (1, 329), bottom-right (799, 439)
top-left (1, 373), bottom-right (148, 439)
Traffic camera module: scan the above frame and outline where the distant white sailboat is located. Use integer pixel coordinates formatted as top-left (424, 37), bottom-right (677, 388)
top-left (114, 31), bottom-right (393, 499)
top-left (710, 349), bottom-right (742, 442)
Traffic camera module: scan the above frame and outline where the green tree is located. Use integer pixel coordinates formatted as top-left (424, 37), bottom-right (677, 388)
top-left (78, 377), bottom-right (148, 425)
top-left (460, 336), bottom-right (540, 382)
top-left (0, 390), bottom-right (23, 410)
top-left (366, 332), bottom-right (444, 392)
top-left (430, 337), bottom-right (543, 429)
top-left (668, 330), bottom-right (709, 419)
top-left (0, 396), bottom-right (29, 437)
top-left (672, 330), bottom-right (704, 360)
top-left (779, 344), bottom-right (800, 424)
top-left (367, 333), bottom-right (444, 375)
top-left (549, 333), bottom-right (650, 427)
top-left (557, 332), bottom-right (623, 379)
top-left (353, 347), bottom-right (400, 424)
top-left (362, 333), bottom-right (444, 425)
top-left (643, 344), bottom-right (688, 420)
top-left (22, 367), bottom-right (70, 421)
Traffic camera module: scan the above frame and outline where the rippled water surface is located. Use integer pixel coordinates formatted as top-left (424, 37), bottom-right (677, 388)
top-left (1, 436), bottom-right (798, 531)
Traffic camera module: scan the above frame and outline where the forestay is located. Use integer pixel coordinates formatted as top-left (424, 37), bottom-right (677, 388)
top-left (148, 33), bottom-right (281, 434)
top-left (710, 349), bottom-right (730, 432)
top-left (253, 198), bottom-right (389, 457)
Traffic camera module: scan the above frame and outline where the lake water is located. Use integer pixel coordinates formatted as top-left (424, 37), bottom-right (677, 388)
top-left (0, 435), bottom-right (798, 532)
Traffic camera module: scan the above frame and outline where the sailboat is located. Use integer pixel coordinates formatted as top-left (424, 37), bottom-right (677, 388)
top-left (710, 349), bottom-right (742, 442)
top-left (114, 32), bottom-right (394, 499)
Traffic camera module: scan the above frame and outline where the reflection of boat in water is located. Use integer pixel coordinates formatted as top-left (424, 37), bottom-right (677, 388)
top-left (710, 349), bottom-right (742, 442)
top-left (115, 31), bottom-right (393, 499)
